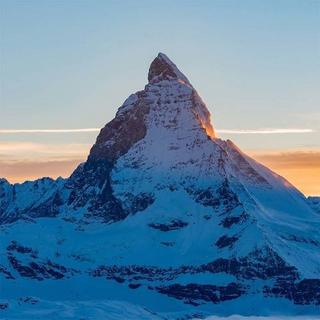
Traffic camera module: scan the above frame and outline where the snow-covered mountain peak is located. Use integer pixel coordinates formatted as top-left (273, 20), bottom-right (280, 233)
top-left (147, 53), bottom-right (215, 138)
top-left (89, 53), bottom-right (216, 166)
top-left (1, 53), bottom-right (320, 316)
top-left (148, 52), bottom-right (191, 85)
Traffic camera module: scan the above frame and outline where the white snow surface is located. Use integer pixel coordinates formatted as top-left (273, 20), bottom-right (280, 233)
top-left (202, 317), bottom-right (320, 320)
top-left (1, 298), bottom-right (319, 320)
top-left (0, 53), bottom-right (319, 318)
top-left (308, 197), bottom-right (320, 214)
top-left (110, 69), bottom-right (320, 276)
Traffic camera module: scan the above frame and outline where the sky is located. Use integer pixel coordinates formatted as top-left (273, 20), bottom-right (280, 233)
top-left (0, 0), bottom-right (319, 195)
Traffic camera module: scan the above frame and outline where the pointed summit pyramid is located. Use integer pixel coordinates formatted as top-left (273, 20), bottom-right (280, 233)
top-left (1, 53), bottom-right (319, 316)
top-left (85, 53), bottom-right (215, 164)
top-left (148, 52), bottom-right (191, 84)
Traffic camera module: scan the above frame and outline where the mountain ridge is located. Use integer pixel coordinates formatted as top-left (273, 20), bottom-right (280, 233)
top-left (0, 53), bottom-right (319, 317)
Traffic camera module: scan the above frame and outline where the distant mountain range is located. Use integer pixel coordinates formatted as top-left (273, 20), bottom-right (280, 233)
top-left (1, 53), bottom-right (319, 319)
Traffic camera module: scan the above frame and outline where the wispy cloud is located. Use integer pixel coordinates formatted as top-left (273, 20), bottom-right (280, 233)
top-left (217, 128), bottom-right (314, 134)
top-left (0, 141), bottom-right (90, 161)
top-left (249, 150), bottom-right (320, 169)
top-left (0, 128), bottom-right (100, 134)
top-left (0, 128), bottom-right (315, 135)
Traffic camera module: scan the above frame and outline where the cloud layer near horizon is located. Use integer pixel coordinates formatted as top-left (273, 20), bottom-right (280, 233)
top-left (0, 159), bottom-right (83, 182)
top-left (0, 140), bottom-right (319, 195)
top-left (0, 141), bottom-right (89, 182)
top-left (0, 128), bottom-right (315, 135)
top-left (248, 150), bottom-right (320, 196)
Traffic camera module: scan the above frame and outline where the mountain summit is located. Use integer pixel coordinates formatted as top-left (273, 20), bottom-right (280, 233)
top-left (0, 53), bottom-right (319, 317)
top-left (148, 52), bottom-right (191, 84)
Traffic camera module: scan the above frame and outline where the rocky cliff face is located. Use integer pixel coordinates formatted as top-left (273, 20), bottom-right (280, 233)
top-left (0, 53), bottom-right (319, 317)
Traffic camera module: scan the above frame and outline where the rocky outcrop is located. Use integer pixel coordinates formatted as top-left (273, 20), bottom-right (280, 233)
top-left (6, 241), bottom-right (77, 280)
top-left (148, 219), bottom-right (188, 231)
top-left (155, 283), bottom-right (246, 306)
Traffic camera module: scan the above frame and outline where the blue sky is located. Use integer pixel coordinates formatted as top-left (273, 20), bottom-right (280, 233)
top-left (0, 0), bottom-right (319, 193)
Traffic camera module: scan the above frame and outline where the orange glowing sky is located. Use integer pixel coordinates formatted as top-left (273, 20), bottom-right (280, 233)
top-left (0, 139), bottom-right (319, 196)
top-left (248, 150), bottom-right (320, 196)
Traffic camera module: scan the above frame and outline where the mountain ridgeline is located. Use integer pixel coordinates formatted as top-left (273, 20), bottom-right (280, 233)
top-left (0, 53), bottom-right (319, 317)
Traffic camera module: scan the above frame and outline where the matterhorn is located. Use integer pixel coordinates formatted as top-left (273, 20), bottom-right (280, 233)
top-left (0, 53), bottom-right (319, 319)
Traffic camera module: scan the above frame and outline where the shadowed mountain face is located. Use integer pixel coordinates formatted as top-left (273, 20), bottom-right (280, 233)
top-left (0, 53), bottom-right (319, 317)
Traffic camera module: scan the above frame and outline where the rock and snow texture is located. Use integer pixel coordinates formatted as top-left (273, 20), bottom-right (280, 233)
top-left (308, 197), bottom-right (320, 214)
top-left (0, 53), bottom-right (319, 317)
top-left (1, 300), bottom-right (319, 320)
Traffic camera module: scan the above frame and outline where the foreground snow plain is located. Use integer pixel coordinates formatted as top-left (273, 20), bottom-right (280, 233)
top-left (1, 299), bottom-right (319, 320)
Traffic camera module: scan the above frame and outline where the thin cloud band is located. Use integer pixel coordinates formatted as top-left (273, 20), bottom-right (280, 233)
top-left (0, 128), bottom-right (314, 134)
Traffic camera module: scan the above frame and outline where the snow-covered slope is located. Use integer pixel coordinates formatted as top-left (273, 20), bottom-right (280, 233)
top-left (0, 177), bottom-right (65, 224)
top-left (0, 53), bottom-right (319, 317)
top-left (308, 197), bottom-right (320, 214)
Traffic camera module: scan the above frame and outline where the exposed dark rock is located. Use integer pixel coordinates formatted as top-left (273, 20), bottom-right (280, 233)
top-left (264, 279), bottom-right (320, 305)
top-left (148, 219), bottom-right (188, 231)
top-left (215, 235), bottom-right (238, 249)
top-left (0, 303), bottom-right (8, 310)
top-left (114, 277), bottom-right (125, 283)
top-left (18, 297), bottom-right (39, 305)
top-left (7, 241), bottom-right (38, 258)
top-left (66, 94), bottom-right (151, 223)
top-left (216, 180), bottom-right (241, 213)
top-left (91, 248), bottom-right (299, 283)
top-left (148, 53), bottom-right (189, 84)
top-left (148, 56), bottom-right (178, 83)
top-left (67, 160), bottom-right (125, 222)
top-left (89, 97), bottom-right (149, 163)
top-left (190, 180), bottom-right (240, 213)
top-left (7, 253), bottom-right (76, 281)
top-left (0, 178), bottom-right (63, 225)
top-left (155, 282), bottom-right (245, 305)
top-left (161, 241), bottom-right (175, 247)
top-left (91, 264), bottom-right (187, 284)
top-left (193, 188), bottom-right (220, 207)
top-left (280, 234), bottom-right (320, 247)
top-left (0, 265), bottom-right (15, 279)
top-left (128, 283), bottom-right (141, 289)
top-left (201, 249), bottom-right (299, 281)
top-left (124, 192), bottom-right (155, 215)
top-left (220, 211), bottom-right (249, 228)
top-left (28, 191), bottom-right (62, 218)
top-left (8, 255), bottom-right (38, 279)
top-left (0, 179), bottom-right (11, 223)
top-left (88, 246), bottom-right (320, 305)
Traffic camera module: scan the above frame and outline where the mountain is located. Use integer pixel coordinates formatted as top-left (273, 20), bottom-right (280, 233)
top-left (0, 53), bottom-right (319, 318)
top-left (308, 197), bottom-right (320, 215)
